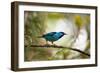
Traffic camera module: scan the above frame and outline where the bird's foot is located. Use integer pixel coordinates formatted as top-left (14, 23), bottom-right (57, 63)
top-left (52, 44), bottom-right (57, 47)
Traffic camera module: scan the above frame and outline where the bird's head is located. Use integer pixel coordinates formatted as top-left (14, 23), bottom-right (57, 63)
top-left (60, 32), bottom-right (67, 35)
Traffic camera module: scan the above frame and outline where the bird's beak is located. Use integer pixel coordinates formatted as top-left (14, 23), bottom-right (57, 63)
top-left (64, 33), bottom-right (67, 35)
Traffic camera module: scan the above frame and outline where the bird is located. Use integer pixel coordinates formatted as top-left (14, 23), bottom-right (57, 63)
top-left (38, 32), bottom-right (67, 45)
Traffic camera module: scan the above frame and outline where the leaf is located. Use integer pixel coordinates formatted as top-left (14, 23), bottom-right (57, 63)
top-left (86, 40), bottom-right (90, 49)
top-left (75, 15), bottom-right (83, 29)
top-left (48, 13), bottom-right (64, 20)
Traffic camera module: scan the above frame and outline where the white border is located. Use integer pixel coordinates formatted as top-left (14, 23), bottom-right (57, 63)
top-left (18, 5), bottom-right (96, 68)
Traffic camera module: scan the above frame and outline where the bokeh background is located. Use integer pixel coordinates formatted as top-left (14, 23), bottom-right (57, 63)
top-left (24, 11), bottom-right (90, 61)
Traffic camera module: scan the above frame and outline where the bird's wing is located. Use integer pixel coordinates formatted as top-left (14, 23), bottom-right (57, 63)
top-left (43, 32), bottom-right (57, 36)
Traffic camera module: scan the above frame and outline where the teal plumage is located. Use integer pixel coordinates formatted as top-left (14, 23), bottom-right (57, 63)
top-left (39, 32), bottom-right (66, 44)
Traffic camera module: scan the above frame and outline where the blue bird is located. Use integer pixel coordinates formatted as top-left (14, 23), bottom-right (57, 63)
top-left (38, 32), bottom-right (67, 45)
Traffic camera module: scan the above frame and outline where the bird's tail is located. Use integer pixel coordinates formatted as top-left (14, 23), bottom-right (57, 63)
top-left (37, 36), bottom-right (43, 38)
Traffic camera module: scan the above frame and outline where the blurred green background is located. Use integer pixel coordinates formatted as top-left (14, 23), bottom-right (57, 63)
top-left (24, 11), bottom-right (90, 61)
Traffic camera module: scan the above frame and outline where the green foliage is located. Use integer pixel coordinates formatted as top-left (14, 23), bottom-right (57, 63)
top-left (55, 49), bottom-right (70, 59)
top-left (24, 12), bottom-right (47, 45)
top-left (24, 12), bottom-right (47, 61)
top-left (47, 13), bottom-right (64, 20)
top-left (75, 15), bottom-right (83, 29)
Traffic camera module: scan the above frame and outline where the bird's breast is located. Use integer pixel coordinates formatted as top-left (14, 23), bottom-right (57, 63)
top-left (44, 34), bottom-right (63, 41)
top-left (44, 35), bottom-right (58, 41)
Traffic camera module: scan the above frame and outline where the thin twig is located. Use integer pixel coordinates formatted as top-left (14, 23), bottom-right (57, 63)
top-left (25, 45), bottom-right (90, 57)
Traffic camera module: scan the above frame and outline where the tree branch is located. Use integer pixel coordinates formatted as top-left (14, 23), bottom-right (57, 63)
top-left (25, 45), bottom-right (90, 57)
